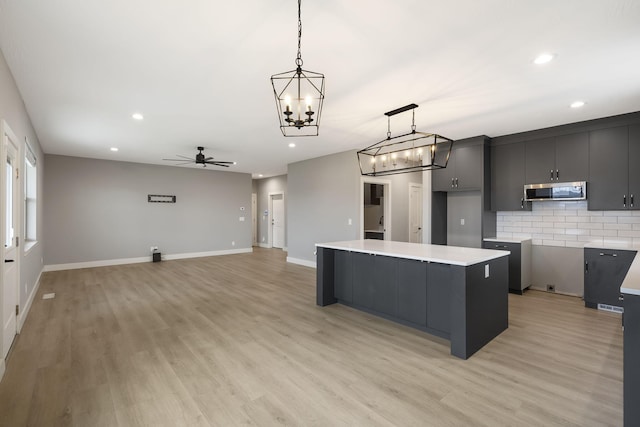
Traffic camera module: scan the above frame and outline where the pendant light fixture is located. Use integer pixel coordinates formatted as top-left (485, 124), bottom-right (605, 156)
top-left (270, 0), bottom-right (325, 137)
top-left (357, 104), bottom-right (454, 176)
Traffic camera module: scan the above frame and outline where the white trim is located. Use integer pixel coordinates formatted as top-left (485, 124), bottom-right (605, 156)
top-left (287, 257), bottom-right (316, 268)
top-left (18, 270), bottom-right (42, 332)
top-left (268, 191), bottom-right (285, 249)
top-left (360, 177), bottom-right (392, 240)
top-left (409, 182), bottom-right (423, 243)
top-left (258, 243), bottom-right (270, 249)
top-left (0, 359), bottom-right (5, 383)
top-left (43, 248), bottom-right (253, 272)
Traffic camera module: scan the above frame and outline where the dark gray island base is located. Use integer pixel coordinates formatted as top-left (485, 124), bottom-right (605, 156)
top-left (316, 240), bottom-right (510, 360)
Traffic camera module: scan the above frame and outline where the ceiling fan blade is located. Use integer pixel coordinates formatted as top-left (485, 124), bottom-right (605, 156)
top-left (162, 158), bottom-right (188, 161)
top-left (204, 156), bottom-right (214, 161)
top-left (168, 161), bottom-right (194, 166)
top-left (209, 160), bottom-right (234, 164)
top-left (205, 161), bottom-right (230, 167)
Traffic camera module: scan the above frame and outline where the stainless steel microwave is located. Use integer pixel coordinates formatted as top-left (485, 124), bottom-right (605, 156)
top-left (524, 181), bottom-right (587, 201)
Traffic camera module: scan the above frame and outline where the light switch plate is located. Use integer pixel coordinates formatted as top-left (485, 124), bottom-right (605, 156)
top-left (461, 218), bottom-right (465, 225)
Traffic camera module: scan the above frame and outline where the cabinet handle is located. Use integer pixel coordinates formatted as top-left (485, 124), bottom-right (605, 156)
top-left (455, 178), bottom-right (459, 188)
top-left (495, 244), bottom-right (507, 249)
top-left (451, 178), bottom-right (455, 188)
top-left (556, 170), bottom-right (559, 180)
top-left (521, 198), bottom-right (524, 209)
top-left (550, 169), bottom-right (554, 181)
top-left (585, 261), bottom-right (588, 273)
top-left (599, 252), bottom-right (618, 257)
top-left (624, 195), bottom-right (627, 208)
top-left (619, 295), bottom-right (625, 302)
top-left (631, 194), bottom-right (634, 208)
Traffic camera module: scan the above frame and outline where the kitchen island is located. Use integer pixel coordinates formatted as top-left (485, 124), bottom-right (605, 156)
top-left (316, 240), bottom-right (510, 359)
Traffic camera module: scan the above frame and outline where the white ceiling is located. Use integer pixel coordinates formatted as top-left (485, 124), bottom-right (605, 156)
top-left (1, 0), bottom-right (639, 178)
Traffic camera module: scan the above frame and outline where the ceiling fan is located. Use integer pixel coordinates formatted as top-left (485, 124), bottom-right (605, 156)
top-left (163, 146), bottom-right (235, 168)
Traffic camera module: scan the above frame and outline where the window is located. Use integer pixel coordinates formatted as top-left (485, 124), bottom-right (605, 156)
top-left (24, 140), bottom-right (37, 247)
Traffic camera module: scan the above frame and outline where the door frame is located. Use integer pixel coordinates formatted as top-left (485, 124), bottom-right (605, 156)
top-left (251, 193), bottom-right (257, 246)
top-left (267, 191), bottom-right (285, 249)
top-left (409, 182), bottom-right (423, 243)
top-left (1, 119), bottom-right (22, 365)
top-left (360, 177), bottom-right (391, 240)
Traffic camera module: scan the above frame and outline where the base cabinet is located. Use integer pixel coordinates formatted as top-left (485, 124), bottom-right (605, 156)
top-left (584, 248), bottom-right (636, 308)
top-left (624, 293), bottom-right (640, 426)
top-left (482, 239), bottom-right (531, 294)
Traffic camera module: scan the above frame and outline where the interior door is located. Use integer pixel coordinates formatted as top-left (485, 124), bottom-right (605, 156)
top-left (409, 183), bottom-right (423, 243)
top-left (2, 122), bottom-right (20, 360)
top-left (272, 196), bottom-right (284, 249)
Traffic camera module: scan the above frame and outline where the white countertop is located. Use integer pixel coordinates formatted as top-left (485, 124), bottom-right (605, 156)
top-left (583, 243), bottom-right (640, 296)
top-left (316, 240), bottom-right (510, 267)
top-left (484, 237), bottom-right (532, 244)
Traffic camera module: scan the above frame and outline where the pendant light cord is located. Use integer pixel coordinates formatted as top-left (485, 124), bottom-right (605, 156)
top-left (296, 0), bottom-right (303, 67)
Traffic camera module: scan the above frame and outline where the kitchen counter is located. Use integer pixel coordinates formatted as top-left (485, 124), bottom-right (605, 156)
top-left (316, 239), bottom-right (509, 267)
top-left (484, 237), bottom-right (532, 244)
top-left (315, 240), bottom-right (510, 359)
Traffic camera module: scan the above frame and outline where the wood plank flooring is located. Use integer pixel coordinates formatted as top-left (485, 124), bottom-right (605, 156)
top-left (0, 248), bottom-right (623, 426)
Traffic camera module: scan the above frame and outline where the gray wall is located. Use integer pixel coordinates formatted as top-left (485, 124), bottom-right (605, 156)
top-left (288, 150), bottom-right (361, 263)
top-left (447, 191), bottom-right (483, 248)
top-left (287, 150), bottom-right (422, 264)
top-left (253, 174), bottom-right (287, 248)
top-left (531, 246), bottom-right (583, 296)
top-left (44, 155), bottom-right (252, 265)
top-left (0, 49), bottom-right (45, 310)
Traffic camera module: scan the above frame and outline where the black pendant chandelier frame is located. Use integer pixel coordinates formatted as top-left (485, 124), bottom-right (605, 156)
top-left (270, 0), bottom-right (325, 137)
top-left (357, 104), bottom-right (454, 177)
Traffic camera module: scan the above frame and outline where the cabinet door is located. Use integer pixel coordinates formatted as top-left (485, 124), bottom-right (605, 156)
top-left (629, 124), bottom-right (640, 210)
top-left (334, 250), bottom-right (353, 303)
top-left (491, 142), bottom-right (531, 211)
top-left (525, 137), bottom-right (555, 184)
top-left (584, 248), bottom-right (635, 306)
top-left (426, 263), bottom-right (451, 334)
top-left (454, 144), bottom-right (483, 190)
top-left (372, 256), bottom-right (398, 316)
top-left (483, 241), bottom-right (521, 291)
top-left (624, 293), bottom-right (640, 426)
top-left (397, 259), bottom-right (427, 326)
top-left (352, 252), bottom-right (375, 307)
top-left (588, 126), bottom-right (629, 210)
top-left (555, 132), bottom-right (588, 182)
top-left (432, 157), bottom-right (456, 191)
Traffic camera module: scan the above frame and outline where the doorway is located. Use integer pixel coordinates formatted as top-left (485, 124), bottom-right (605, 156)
top-left (409, 183), bottom-right (423, 243)
top-left (360, 177), bottom-right (391, 240)
top-left (1, 120), bottom-right (21, 361)
top-left (251, 193), bottom-right (257, 246)
top-left (268, 192), bottom-right (285, 249)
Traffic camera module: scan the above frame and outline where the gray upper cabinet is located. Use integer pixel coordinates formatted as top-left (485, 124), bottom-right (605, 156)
top-left (433, 144), bottom-right (483, 192)
top-left (588, 126), bottom-right (632, 210)
top-left (525, 133), bottom-right (588, 184)
top-left (491, 142), bottom-right (531, 211)
top-left (629, 124), bottom-right (640, 209)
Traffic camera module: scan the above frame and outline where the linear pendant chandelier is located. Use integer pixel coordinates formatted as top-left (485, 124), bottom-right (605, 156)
top-left (357, 104), bottom-right (454, 176)
top-left (270, 0), bottom-right (325, 137)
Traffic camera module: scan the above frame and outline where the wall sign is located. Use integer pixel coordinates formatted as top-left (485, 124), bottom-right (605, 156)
top-left (148, 194), bottom-right (176, 203)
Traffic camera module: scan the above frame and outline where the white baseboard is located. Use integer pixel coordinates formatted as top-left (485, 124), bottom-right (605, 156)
top-left (258, 243), bottom-right (270, 248)
top-left (18, 270), bottom-right (42, 332)
top-left (287, 257), bottom-right (316, 268)
top-left (44, 248), bottom-right (253, 272)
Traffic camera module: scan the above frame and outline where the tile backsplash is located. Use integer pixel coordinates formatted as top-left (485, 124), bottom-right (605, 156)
top-left (496, 201), bottom-right (640, 247)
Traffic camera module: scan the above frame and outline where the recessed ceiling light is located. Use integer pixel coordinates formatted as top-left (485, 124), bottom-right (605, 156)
top-left (110, 147), bottom-right (119, 152)
top-left (132, 112), bottom-right (144, 120)
top-left (288, 143), bottom-right (296, 148)
top-left (233, 162), bottom-right (237, 165)
top-left (570, 101), bottom-right (586, 108)
top-left (258, 174), bottom-right (263, 177)
top-left (533, 53), bottom-right (555, 65)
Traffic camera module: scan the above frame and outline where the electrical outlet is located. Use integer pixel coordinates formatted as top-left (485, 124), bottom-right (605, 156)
top-left (547, 284), bottom-right (556, 292)
top-left (232, 241), bottom-right (235, 246)
top-left (262, 236), bottom-right (265, 242)
top-left (461, 218), bottom-right (465, 225)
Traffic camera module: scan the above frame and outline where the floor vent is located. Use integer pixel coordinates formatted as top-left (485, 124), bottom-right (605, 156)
top-left (42, 293), bottom-right (56, 300)
top-left (597, 303), bottom-right (623, 314)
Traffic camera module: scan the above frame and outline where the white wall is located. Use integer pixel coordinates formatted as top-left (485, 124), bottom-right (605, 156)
top-left (0, 49), bottom-right (45, 325)
top-left (44, 155), bottom-right (252, 266)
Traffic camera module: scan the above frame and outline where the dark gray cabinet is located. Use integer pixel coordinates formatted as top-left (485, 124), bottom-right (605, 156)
top-left (525, 133), bottom-right (588, 184)
top-left (426, 263), bottom-right (451, 334)
top-left (624, 292), bottom-right (640, 426)
top-left (588, 126), bottom-right (638, 210)
top-left (352, 253), bottom-right (398, 317)
top-left (334, 250), bottom-right (352, 303)
top-left (491, 142), bottom-right (531, 211)
top-left (397, 259), bottom-right (427, 326)
top-left (482, 239), bottom-right (531, 294)
top-left (433, 144), bottom-right (483, 191)
top-left (584, 247), bottom-right (636, 308)
top-left (352, 252), bottom-right (375, 308)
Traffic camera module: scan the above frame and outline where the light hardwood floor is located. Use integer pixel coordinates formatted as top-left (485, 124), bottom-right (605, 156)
top-left (0, 248), bottom-right (623, 426)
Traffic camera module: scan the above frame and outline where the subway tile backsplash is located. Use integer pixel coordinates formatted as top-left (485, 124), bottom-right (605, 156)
top-left (496, 201), bottom-right (640, 247)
